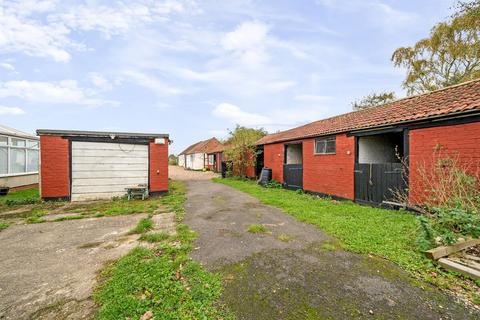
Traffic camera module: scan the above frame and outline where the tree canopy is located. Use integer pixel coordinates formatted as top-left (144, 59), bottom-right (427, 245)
top-left (224, 125), bottom-right (266, 177)
top-left (351, 91), bottom-right (397, 110)
top-left (391, 0), bottom-right (480, 95)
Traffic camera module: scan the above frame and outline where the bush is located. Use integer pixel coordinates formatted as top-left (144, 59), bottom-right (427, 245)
top-left (264, 180), bottom-right (282, 189)
top-left (416, 207), bottom-right (480, 249)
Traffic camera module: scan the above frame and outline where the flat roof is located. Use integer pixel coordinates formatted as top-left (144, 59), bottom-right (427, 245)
top-left (36, 129), bottom-right (169, 139)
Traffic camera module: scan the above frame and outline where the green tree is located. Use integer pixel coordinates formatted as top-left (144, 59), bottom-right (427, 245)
top-left (224, 125), bottom-right (266, 177)
top-left (391, 0), bottom-right (480, 95)
top-left (168, 154), bottom-right (178, 165)
top-left (351, 91), bottom-right (396, 110)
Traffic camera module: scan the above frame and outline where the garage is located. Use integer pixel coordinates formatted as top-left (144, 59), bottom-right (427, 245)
top-left (71, 141), bottom-right (149, 201)
top-left (36, 129), bottom-right (170, 201)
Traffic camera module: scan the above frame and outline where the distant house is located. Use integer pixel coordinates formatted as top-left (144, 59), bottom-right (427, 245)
top-left (256, 79), bottom-right (480, 206)
top-left (0, 125), bottom-right (39, 190)
top-left (36, 129), bottom-right (170, 201)
top-left (178, 138), bottom-right (223, 170)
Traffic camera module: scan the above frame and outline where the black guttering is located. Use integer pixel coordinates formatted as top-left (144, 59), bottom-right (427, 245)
top-left (36, 129), bottom-right (169, 140)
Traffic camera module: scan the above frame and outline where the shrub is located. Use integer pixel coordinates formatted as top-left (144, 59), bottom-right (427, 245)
top-left (264, 180), bottom-right (282, 189)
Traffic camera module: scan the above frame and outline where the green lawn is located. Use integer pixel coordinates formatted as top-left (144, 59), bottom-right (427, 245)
top-left (94, 181), bottom-right (232, 320)
top-left (0, 187), bottom-right (40, 205)
top-left (214, 178), bottom-right (480, 305)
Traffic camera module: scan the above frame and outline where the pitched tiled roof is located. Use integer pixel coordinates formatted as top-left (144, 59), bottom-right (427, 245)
top-left (257, 79), bottom-right (480, 145)
top-left (179, 138), bottom-right (223, 155)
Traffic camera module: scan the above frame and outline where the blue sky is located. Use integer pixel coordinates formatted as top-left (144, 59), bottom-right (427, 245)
top-left (0, 0), bottom-right (454, 154)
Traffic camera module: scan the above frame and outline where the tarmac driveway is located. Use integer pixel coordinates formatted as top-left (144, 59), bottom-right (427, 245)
top-left (184, 179), bottom-right (480, 320)
top-left (0, 214), bottom-right (145, 320)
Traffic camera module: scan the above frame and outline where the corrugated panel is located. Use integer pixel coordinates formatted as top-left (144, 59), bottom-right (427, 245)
top-left (71, 141), bottom-right (148, 201)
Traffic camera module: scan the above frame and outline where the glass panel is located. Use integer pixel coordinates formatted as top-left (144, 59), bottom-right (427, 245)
top-left (0, 136), bottom-right (7, 146)
top-left (27, 140), bottom-right (39, 148)
top-left (10, 148), bottom-right (26, 173)
top-left (326, 139), bottom-right (336, 154)
top-left (27, 149), bottom-right (39, 172)
top-left (0, 147), bottom-right (7, 174)
top-left (315, 140), bottom-right (326, 154)
top-left (11, 138), bottom-right (26, 147)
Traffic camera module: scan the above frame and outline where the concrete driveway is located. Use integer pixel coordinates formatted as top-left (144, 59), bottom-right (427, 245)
top-left (0, 214), bottom-right (145, 320)
top-left (184, 179), bottom-right (480, 320)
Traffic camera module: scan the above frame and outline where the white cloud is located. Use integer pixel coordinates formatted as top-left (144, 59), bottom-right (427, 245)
top-left (0, 80), bottom-right (115, 107)
top-left (213, 103), bottom-right (270, 127)
top-left (88, 73), bottom-right (112, 91)
top-left (0, 62), bottom-right (15, 71)
top-left (0, 105), bottom-right (25, 115)
top-left (212, 101), bottom-right (333, 133)
top-left (122, 70), bottom-right (184, 96)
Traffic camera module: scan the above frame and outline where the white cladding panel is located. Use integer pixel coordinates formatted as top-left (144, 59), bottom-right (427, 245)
top-left (71, 141), bottom-right (148, 201)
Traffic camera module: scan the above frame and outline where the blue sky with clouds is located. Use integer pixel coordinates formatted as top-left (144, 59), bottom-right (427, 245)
top-left (0, 0), bottom-right (454, 153)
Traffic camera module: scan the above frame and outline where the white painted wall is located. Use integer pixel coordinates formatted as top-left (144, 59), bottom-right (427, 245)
top-left (178, 155), bottom-right (185, 167)
top-left (358, 136), bottom-right (400, 164)
top-left (71, 141), bottom-right (148, 201)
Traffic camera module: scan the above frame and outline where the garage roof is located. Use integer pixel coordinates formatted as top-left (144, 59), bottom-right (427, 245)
top-left (36, 129), bottom-right (169, 140)
top-left (257, 79), bottom-right (480, 145)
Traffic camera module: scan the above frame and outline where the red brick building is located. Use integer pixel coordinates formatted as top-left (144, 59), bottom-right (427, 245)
top-left (36, 129), bottom-right (169, 201)
top-left (257, 80), bottom-right (480, 206)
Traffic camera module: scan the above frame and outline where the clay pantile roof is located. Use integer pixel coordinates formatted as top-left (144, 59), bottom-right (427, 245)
top-left (257, 79), bottom-right (480, 145)
top-left (180, 138), bottom-right (223, 155)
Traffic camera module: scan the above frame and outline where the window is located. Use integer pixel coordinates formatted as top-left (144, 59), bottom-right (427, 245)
top-left (0, 135), bottom-right (39, 176)
top-left (208, 154), bottom-right (214, 165)
top-left (314, 136), bottom-right (336, 154)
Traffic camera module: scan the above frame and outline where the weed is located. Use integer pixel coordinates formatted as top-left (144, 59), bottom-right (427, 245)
top-left (25, 209), bottom-right (47, 224)
top-left (128, 218), bottom-right (153, 234)
top-left (139, 232), bottom-right (170, 243)
top-left (277, 234), bottom-right (293, 242)
top-left (0, 221), bottom-right (9, 231)
top-left (247, 224), bottom-right (268, 233)
top-left (320, 243), bottom-right (337, 251)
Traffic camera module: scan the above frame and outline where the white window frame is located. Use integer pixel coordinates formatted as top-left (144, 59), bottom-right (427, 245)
top-left (0, 135), bottom-right (39, 177)
top-left (208, 154), bottom-right (214, 165)
top-left (314, 136), bottom-right (336, 155)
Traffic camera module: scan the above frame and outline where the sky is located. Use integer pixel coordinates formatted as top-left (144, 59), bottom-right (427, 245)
top-left (0, 0), bottom-right (455, 154)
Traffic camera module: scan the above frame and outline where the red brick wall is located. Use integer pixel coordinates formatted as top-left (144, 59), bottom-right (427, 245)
top-left (409, 121), bottom-right (480, 204)
top-left (149, 140), bottom-right (169, 193)
top-left (263, 134), bottom-right (355, 199)
top-left (303, 134), bottom-right (355, 199)
top-left (264, 143), bottom-right (285, 182)
top-left (39, 135), bottom-right (70, 198)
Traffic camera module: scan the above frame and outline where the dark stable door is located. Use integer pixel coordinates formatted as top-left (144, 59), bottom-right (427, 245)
top-left (283, 164), bottom-right (303, 190)
top-left (354, 163), bottom-right (406, 205)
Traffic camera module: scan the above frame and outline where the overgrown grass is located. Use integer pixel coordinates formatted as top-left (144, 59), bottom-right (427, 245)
top-left (214, 178), bottom-right (480, 305)
top-left (139, 232), bottom-right (170, 243)
top-left (0, 187), bottom-right (40, 205)
top-left (94, 180), bottom-right (232, 320)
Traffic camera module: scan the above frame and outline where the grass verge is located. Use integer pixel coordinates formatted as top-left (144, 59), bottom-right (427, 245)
top-left (214, 177), bottom-right (480, 306)
top-left (94, 180), bottom-right (232, 319)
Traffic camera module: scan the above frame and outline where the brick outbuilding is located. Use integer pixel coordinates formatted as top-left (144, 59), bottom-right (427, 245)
top-left (257, 80), bottom-right (480, 206)
top-left (36, 130), bottom-right (170, 201)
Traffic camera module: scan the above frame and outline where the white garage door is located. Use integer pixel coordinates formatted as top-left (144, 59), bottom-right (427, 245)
top-left (71, 141), bottom-right (148, 201)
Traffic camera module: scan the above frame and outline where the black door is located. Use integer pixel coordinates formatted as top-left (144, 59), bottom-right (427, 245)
top-left (354, 163), bottom-right (406, 205)
top-left (283, 164), bottom-right (303, 189)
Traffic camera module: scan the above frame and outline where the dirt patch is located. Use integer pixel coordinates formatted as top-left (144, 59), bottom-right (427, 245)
top-left (184, 180), bottom-right (480, 319)
top-left (0, 214), bottom-right (147, 319)
top-left (169, 165), bottom-right (219, 181)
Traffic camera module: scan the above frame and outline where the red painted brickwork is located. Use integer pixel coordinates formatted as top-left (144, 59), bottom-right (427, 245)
top-left (149, 140), bottom-right (169, 193)
top-left (409, 121), bottom-right (480, 204)
top-left (264, 143), bottom-right (285, 182)
top-left (216, 152), bottom-right (223, 172)
top-left (263, 134), bottom-right (355, 199)
top-left (39, 135), bottom-right (70, 198)
top-left (303, 134), bottom-right (355, 200)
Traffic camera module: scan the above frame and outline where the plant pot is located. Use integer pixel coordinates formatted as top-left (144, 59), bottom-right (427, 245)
top-left (0, 187), bottom-right (10, 196)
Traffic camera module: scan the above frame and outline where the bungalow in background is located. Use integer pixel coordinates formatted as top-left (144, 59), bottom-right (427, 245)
top-left (0, 125), bottom-right (39, 191)
top-left (178, 137), bottom-right (223, 170)
top-left (37, 129), bottom-right (170, 201)
top-left (257, 79), bottom-right (480, 206)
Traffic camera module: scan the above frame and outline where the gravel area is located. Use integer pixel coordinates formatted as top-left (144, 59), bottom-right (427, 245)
top-left (169, 165), bottom-right (219, 181)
